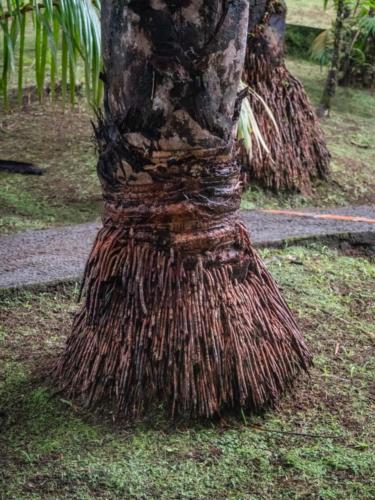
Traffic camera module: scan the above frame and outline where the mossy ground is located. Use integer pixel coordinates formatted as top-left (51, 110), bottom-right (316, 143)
top-left (1, 245), bottom-right (374, 499)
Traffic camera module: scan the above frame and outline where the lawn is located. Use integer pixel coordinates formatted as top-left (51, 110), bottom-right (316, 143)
top-left (0, 104), bottom-right (100, 233)
top-left (287, 0), bottom-right (334, 28)
top-left (1, 244), bottom-right (374, 498)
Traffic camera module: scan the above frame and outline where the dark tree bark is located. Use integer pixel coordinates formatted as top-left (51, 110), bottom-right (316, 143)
top-left (241, 0), bottom-right (331, 192)
top-left (320, 0), bottom-right (345, 113)
top-left (55, 0), bottom-right (311, 418)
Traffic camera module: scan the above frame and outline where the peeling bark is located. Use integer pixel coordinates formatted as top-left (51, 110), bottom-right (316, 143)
top-left (55, 0), bottom-right (311, 418)
top-left (241, 0), bottom-right (331, 193)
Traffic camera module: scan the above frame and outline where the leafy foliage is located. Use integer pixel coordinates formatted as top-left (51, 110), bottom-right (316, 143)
top-left (311, 0), bottom-right (375, 82)
top-left (0, 0), bottom-right (101, 108)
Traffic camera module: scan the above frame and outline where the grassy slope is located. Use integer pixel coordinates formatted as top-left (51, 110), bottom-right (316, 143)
top-left (1, 245), bottom-right (374, 499)
top-left (286, 0), bottom-right (334, 28)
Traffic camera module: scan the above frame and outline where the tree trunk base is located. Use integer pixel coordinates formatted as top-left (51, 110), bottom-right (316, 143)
top-left (241, 0), bottom-right (330, 193)
top-left (55, 219), bottom-right (311, 418)
top-left (240, 65), bottom-right (331, 193)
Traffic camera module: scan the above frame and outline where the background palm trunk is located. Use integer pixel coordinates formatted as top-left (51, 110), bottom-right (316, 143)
top-left (320, 0), bottom-right (345, 113)
top-left (56, 0), bottom-right (311, 418)
top-left (241, 0), bottom-right (331, 192)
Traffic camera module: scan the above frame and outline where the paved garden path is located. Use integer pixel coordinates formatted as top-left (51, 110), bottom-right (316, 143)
top-left (1, 205), bottom-right (374, 290)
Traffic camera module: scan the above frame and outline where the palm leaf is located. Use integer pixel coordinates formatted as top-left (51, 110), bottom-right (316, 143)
top-left (0, 0), bottom-right (101, 109)
top-left (359, 14), bottom-right (375, 36)
top-left (311, 29), bottom-right (334, 65)
top-left (237, 82), bottom-right (280, 162)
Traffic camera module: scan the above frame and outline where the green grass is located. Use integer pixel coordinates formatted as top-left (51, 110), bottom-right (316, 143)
top-left (1, 245), bottom-right (374, 499)
top-left (287, 0), bottom-right (334, 28)
top-left (0, 104), bottom-right (101, 234)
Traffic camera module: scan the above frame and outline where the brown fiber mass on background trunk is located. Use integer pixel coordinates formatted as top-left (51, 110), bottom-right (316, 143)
top-left (240, 0), bottom-right (331, 193)
top-left (55, 0), bottom-right (312, 418)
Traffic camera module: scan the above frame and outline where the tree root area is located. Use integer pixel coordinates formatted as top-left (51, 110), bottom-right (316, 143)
top-left (55, 222), bottom-right (312, 418)
top-left (240, 65), bottom-right (331, 193)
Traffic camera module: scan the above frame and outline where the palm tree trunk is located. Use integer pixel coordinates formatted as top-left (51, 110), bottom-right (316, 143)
top-left (55, 0), bottom-right (311, 418)
top-left (241, 0), bottom-right (330, 192)
top-left (320, 0), bottom-right (345, 113)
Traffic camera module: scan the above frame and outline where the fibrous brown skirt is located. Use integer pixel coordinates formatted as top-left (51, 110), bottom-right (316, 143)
top-left (55, 150), bottom-right (311, 418)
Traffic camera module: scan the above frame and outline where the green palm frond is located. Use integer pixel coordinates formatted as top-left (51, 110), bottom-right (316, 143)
top-left (0, 0), bottom-right (101, 109)
top-left (311, 29), bottom-right (334, 65)
top-left (237, 82), bottom-right (280, 162)
top-left (359, 13), bottom-right (375, 36)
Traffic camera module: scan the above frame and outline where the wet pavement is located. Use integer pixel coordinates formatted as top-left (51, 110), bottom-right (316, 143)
top-left (1, 206), bottom-right (374, 289)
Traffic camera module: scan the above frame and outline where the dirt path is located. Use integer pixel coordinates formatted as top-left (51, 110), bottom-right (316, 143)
top-left (1, 206), bottom-right (374, 290)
